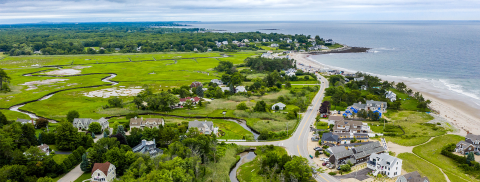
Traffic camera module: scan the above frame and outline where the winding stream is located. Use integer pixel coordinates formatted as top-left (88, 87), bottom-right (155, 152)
top-left (229, 151), bottom-right (257, 182)
top-left (8, 73), bottom-right (118, 120)
top-left (227, 119), bottom-right (259, 140)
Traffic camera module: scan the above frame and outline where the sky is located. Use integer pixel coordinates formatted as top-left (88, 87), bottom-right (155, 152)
top-left (0, 0), bottom-right (479, 24)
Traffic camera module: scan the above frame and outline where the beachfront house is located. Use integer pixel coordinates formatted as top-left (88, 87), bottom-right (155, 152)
top-left (73, 118), bottom-right (109, 131)
top-left (396, 171), bottom-right (430, 182)
top-left (354, 77), bottom-right (365, 82)
top-left (386, 91), bottom-right (397, 102)
top-left (188, 120), bottom-right (218, 135)
top-left (455, 133), bottom-right (480, 154)
top-left (368, 153), bottom-right (402, 178)
top-left (91, 162), bottom-right (116, 182)
top-left (133, 139), bottom-right (163, 157)
top-left (351, 142), bottom-right (386, 164)
top-left (350, 100), bottom-right (388, 113)
top-left (129, 117), bottom-right (165, 131)
top-left (333, 120), bottom-right (370, 133)
top-left (272, 102), bottom-right (286, 110)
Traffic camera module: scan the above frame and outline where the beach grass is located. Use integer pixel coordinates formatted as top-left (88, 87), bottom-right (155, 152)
top-left (237, 146), bottom-right (287, 182)
top-left (412, 134), bottom-right (477, 181)
top-left (213, 119), bottom-right (254, 140)
top-left (397, 152), bottom-right (447, 182)
top-left (326, 43), bottom-right (344, 49)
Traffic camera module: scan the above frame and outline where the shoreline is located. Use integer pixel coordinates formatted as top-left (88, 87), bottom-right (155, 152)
top-left (291, 52), bottom-right (479, 136)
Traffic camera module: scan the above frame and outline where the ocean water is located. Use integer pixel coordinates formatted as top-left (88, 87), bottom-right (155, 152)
top-left (189, 21), bottom-right (480, 111)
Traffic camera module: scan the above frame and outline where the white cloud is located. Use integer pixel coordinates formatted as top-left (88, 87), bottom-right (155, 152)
top-left (0, 0), bottom-right (479, 23)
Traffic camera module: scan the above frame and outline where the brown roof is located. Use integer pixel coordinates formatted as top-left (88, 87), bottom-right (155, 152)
top-left (329, 116), bottom-right (344, 121)
top-left (91, 162), bottom-right (111, 176)
top-left (38, 144), bottom-right (49, 151)
top-left (130, 117), bottom-right (142, 127)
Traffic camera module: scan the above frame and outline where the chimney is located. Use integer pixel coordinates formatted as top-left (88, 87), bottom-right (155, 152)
top-left (134, 116), bottom-right (137, 119)
top-left (142, 140), bottom-right (146, 146)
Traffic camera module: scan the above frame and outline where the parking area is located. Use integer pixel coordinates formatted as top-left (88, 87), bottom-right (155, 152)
top-left (334, 168), bottom-right (373, 181)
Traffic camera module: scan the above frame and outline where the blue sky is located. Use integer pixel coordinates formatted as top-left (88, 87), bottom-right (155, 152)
top-left (0, 0), bottom-right (479, 24)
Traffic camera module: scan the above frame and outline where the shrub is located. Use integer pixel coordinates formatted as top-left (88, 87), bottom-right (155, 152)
top-left (66, 110), bottom-right (79, 123)
top-left (88, 122), bottom-right (102, 134)
top-left (35, 118), bottom-right (49, 129)
top-left (328, 172), bottom-right (336, 176)
top-left (236, 102), bottom-right (248, 110)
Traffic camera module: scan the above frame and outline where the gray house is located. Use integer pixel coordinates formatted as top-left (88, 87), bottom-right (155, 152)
top-left (188, 120), bottom-right (218, 135)
top-left (455, 133), bottom-right (480, 154)
top-left (395, 171), bottom-right (429, 182)
top-left (73, 118), bottom-right (109, 131)
top-left (351, 100), bottom-right (388, 113)
top-left (132, 139), bottom-right (163, 157)
top-left (327, 146), bottom-right (354, 167)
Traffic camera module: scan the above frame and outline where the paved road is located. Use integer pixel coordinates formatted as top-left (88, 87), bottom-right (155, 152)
top-left (228, 74), bottom-right (339, 182)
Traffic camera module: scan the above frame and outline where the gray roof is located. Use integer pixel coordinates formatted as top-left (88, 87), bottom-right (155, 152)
top-left (17, 118), bottom-right (31, 123)
top-left (466, 133), bottom-right (480, 142)
top-left (353, 141), bottom-right (382, 153)
top-left (333, 149), bottom-right (354, 159)
top-left (322, 132), bottom-right (340, 143)
top-left (328, 116), bottom-right (344, 121)
top-left (132, 140), bottom-right (163, 157)
top-left (366, 100), bottom-right (387, 108)
top-left (399, 171), bottom-right (430, 182)
top-left (188, 120), bottom-right (215, 134)
top-left (328, 146), bottom-right (347, 154)
top-left (272, 102), bottom-right (286, 107)
top-left (370, 153), bottom-right (400, 168)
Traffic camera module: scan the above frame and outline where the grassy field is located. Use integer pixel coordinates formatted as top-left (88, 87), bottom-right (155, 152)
top-left (388, 89), bottom-right (430, 112)
top-left (53, 154), bottom-right (69, 164)
top-left (0, 109), bottom-right (31, 120)
top-left (412, 135), bottom-right (477, 181)
top-left (372, 111), bottom-right (446, 146)
top-left (73, 172), bottom-right (91, 182)
top-left (326, 44), bottom-right (344, 49)
top-left (214, 119), bottom-right (254, 140)
top-left (237, 146), bottom-right (287, 182)
top-left (397, 153), bottom-right (447, 182)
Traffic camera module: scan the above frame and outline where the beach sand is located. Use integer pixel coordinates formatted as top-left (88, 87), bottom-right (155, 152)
top-left (291, 52), bottom-right (479, 136)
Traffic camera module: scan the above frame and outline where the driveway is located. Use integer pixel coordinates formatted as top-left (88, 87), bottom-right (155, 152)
top-left (334, 168), bottom-right (372, 181)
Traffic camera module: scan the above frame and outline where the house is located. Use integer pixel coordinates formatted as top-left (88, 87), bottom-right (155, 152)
top-left (130, 117), bottom-right (165, 131)
top-left (136, 46), bottom-right (142, 51)
top-left (361, 85), bottom-right (367, 90)
top-left (114, 48), bottom-right (120, 51)
top-left (321, 132), bottom-right (340, 145)
top-left (396, 171), bottom-right (430, 182)
top-left (132, 139), bottom-right (163, 157)
top-left (216, 42), bottom-right (222, 47)
top-left (73, 118), bottom-right (109, 131)
top-left (271, 102), bottom-right (286, 110)
top-left (262, 39), bottom-right (267, 42)
top-left (190, 81), bottom-right (203, 88)
top-left (238, 43), bottom-right (246, 47)
top-left (235, 86), bottom-right (246, 93)
top-left (211, 79), bottom-right (224, 85)
top-left (194, 48), bottom-right (198, 52)
top-left (38, 144), bottom-right (50, 155)
top-left (207, 48), bottom-right (212, 52)
top-left (17, 118), bottom-right (34, 125)
top-left (179, 97), bottom-right (201, 105)
top-left (351, 142), bottom-right (386, 164)
top-left (34, 50), bottom-right (42, 54)
top-left (328, 115), bottom-right (344, 125)
top-left (368, 153), bottom-right (402, 178)
top-left (188, 120), bottom-right (218, 135)
top-left (271, 43), bottom-right (279, 47)
top-left (232, 40), bottom-right (239, 44)
top-left (354, 77), bottom-right (364, 82)
top-left (261, 52), bottom-right (273, 59)
top-left (222, 41), bottom-right (228, 45)
top-left (335, 133), bottom-right (369, 144)
top-left (287, 39), bottom-right (293, 43)
top-left (386, 91), bottom-right (397, 102)
top-left (455, 133), bottom-right (480, 154)
top-left (345, 78), bottom-right (350, 82)
top-left (333, 120), bottom-right (370, 133)
top-left (242, 39), bottom-right (249, 43)
top-left (219, 86), bottom-right (230, 92)
top-left (328, 146), bottom-right (355, 167)
top-left (91, 162), bottom-right (116, 182)
top-left (350, 100), bottom-right (388, 113)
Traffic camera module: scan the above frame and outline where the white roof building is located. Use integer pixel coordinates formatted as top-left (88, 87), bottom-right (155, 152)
top-left (235, 86), bottom-right (246, 93)
top-left (73, 118), bottom-right (109, 131)
top-left (386, 91), bottom-right (397, 102)
top-left (272, 102), bottom-right (286, 110)
top-left (222, 41), bottom-right (228, 45)
top-left (368, 153), bottom-right (402, 178)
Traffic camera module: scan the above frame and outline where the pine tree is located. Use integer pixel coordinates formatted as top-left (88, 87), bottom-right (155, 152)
top-left (467, 152), bottom-right (475, 165)
top-left (117, 125), bottom-right (126, 137)
top-left (196, 86), bottom-right (204, 97)
top-left (91, 132), bottom-right (95, 139)
top-left (80, 153), bottom-right (90, 172)
top-left (103, 131), bottom-right (108, 138)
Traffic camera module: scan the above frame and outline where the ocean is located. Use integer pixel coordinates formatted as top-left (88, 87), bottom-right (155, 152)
top-left (189, 21), bottom-right (480, 116)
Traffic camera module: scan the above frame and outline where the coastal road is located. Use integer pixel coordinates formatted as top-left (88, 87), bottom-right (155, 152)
top-left (228, 74), bottom-right (339, 182)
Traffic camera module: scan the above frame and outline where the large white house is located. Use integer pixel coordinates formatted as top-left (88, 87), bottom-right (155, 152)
top-left (73, 118), bottom-right (109, 131)
top-left (368, 153), bottom-right (402, 178)
top-left (272, 102), bottom-right (286, 110)
top-left (91, 162), bottom-right (116, 182)
top-left (386, 91), bottom-right (397, 102)
top-left (188, 120), bottom-right (218, 135)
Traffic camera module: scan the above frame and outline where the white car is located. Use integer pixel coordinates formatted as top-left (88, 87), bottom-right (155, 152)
top-left (320, 158), bottom-right (329, 162)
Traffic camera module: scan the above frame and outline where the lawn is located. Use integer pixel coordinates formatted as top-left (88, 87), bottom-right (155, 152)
top-left (0, 109), bottom-right (31, 120)
top-left (213, 119), bottom-right (254, 140)
top-left (412, 134), bottom-right (477, 181)
top-left (53, 154), bottom-right (69, 164)
top-left (389, 88), bottom-right (430, 112)
top-left (326, 43), bottom-right (344, 49)
top-left (74, 172), bottom-right (92, 182)
top-left (237, 146), bottom-right (287, 182)
top-left (373, 111), bottom-right (446, 146)
top-left (397, 153), bottom-right (447, 182)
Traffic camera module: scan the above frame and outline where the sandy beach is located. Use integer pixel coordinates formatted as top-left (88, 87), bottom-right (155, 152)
top-left (291, 52), bottom-right (479, 136)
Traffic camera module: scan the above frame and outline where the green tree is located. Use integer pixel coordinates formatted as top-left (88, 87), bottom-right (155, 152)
top-left (254, 101), bottom-right (267, 112)
top-left (105, 147), bottom-right (126, 175)
top-left (88, 122), bottom-right (102, 134)
top-left (184, 100), bottom-right (193, 109)
top-left (117, 125), bottom-right (126, 137)
top-left (0, 111), bottom-right (8, 127)
top-left (108, 97), bottom-right (123, 108)
top-left (35, 118), bottom-right (49, 129)
top-left (315, 150), bottom-right (320, 157)
top-left (103, 131), bottom-right (108, 138)
top-left (80, 153), bottom-right (90, 172)
top-left (67, 110), bottom-right (79, 123)
top-left (112, 121), bottom-right (120, 134)
top-left (56, 122), bottom-right (80, 151)
top-left (285, 82), bottom-right (292, 89)
top-left (0, 68), bottom-right (11, 92)
top-left (340, 164), bottom-right (351, 172)
top-left (195, 85), bottom-right (204, 97)
top-left (284, 156), bottom-right (312, 181)
top-left (37, 177), bottom-right (55, 182)
top-left (467, 152), bottom-right (475, 165)
top-left (21, 123), bottom-right (37, 147)
top-left (236, 102), bottom-right (248, 110)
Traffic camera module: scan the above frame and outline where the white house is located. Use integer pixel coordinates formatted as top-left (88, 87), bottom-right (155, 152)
top-left (232, 40), bottom-right (239, 44)
top-left (235, 86), bottom-right (246, 93)
top-left (130, 117), bottom-right (165, 131)
top-left (91, 162), bottom-right (116, 182)
top-left (73, 118), bottom-right (109, 131)
top-left (207, 48), bottom-right (212, 52)
top-left (271, 43), bottom-right (279, 47)
top-left (261, 52), bottom-right (273, 59)
top-left (193, 48), bottom-right (198, 52)
top-left (211, 79), bottom-right (224, 85)
top-left (242, 39), bottom-right (249, 43)
top-left (272, 102), bottom-right (286, 110)
top-left (367, 153), bottom-right (402, 178)
top-left (354, 77), bottom-right (364, 82)
top-left (222, 41), bottom-right (228, 45)
top-left (188, 120), bottom-right (219, 135)
top-left (386, 91), bottom-right (397, 102)
top-left (262, 39), bottom-right (267, 42)
top-left (136, 46), bottom-right (142, 52)
top-left (38, 144), bottom-right (50, 155)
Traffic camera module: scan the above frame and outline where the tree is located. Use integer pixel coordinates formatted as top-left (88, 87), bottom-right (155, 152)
top-left (112, 121), bottom-right (120, 134)
top-left (195, 86), bottom-right (204, 97)
top-left (103, 131), bottom-right (108, 138)
top-left (315, 150), bottom-right (320, 157)
top-left (80, 153), bottom-right (90, 172)
top-left (108, 97), bottom-right (123, 108)
top-left (284, 156), bottom-right (311, 181)
top-left (116, 125), bottom-right (126, 137)
top-left (0, 111), bottom-right (9, 128)
top-left (340, 164), bottom-right (351, 172)
top-left (67, 110), bottom-right (79, 123)
top-left (236, 102), bottom-right (248, 110)
top-left (254, 101), bottom-right (267, 112)
top-left (105, 147), bottom-right (126, 175)
top-left (467, 152), bottom-right (475, 165)
top-left (396, 82), bottom-right (407, 92)
top-left (21, 123), bottom-right (37, 147)
top-left (37, 177), bottom-right (55, 182)
top-left (88, 122), bottom-right (102, 134)
top-left (35, 118), bottom-right (49, 129)
top-left (184, 100), bottom-right (193, 109)
top-left (275, 105), bottom-right (280, 111)
top-left (0, 68), bottom-right (11, 92)
top-left (56, 122), bottom-right (80, 151)
top-left (417, 102), bottom-right (428, 111)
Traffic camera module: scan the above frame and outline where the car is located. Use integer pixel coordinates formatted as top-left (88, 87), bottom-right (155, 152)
top-left (329, 165), bottom-right (335, 169)
top-left (320, 158), bottom-right (328, 162)
top-left (322, 162), bottom-right (327, 166)
top-left (475, 152), bottom-right (480, 155)
top-left (465, 152), bottom-right (469, 155)
top-left (337, 166), bottom-right (341, 170)
top-left (314, 147), bottom-right (323, 151)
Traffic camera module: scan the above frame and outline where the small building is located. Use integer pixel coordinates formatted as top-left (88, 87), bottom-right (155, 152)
top-left (287, 39), bottom-right (293, 43)
top-left (333, 120), bottom-right (370, 133)
top-left (386, 91), bottom-right (397, 102)
top-left (73, 118), bottom-right (109, 131)
top-left (129, 117), bottom-right (165, 131)
top-left (235, 86), bottom-right (246, 93)
top-left (455, 133), bottom-right (480, 154)
top-left (132, 139), bottom-right (163, 157)
top-left (38, 144), bottom-right (50, 155)
top-left (367, 153), bottom-right (402, 178)
top-left (396, 171), bottom-right (430, 182)
top-left (190, 81), bottom-right (203, 88)
top-left (188, 120), bottom-right (218, 135)
top-left (242, 39), bottom-right (249, 43)
top-left (207, 48), bottom-right (212, 52)
top-left (136, 46), bottom-right (142, 52)
top-left (271, 102), bottom-right (286, 110)
top-left (271, 43), bottom-right (279, 47)
top-left (361, 85), bottom-right (367, 90)
top-left (16, 118), bottom-right (34, 125)
top-left (91, 162), bottom-right (116, 182)
top-left (194, 48), bottom-right (198, 52)
top-left (33, 50), bottom-right (42, 54)
top-left (114, 48), bottom-right (120, 51)
top-left (354, 77), bottom-right (364, 82)
top-left (321, 132), bottom-right (340, 145)
top-left (179, 96), bottom-right (201, 105)
top-left (211, 79), bottom-right (223, 85)
top-left (261, 52), bottom-right (273, 59)
top-left (222, 41), bottom-right (228, 45)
